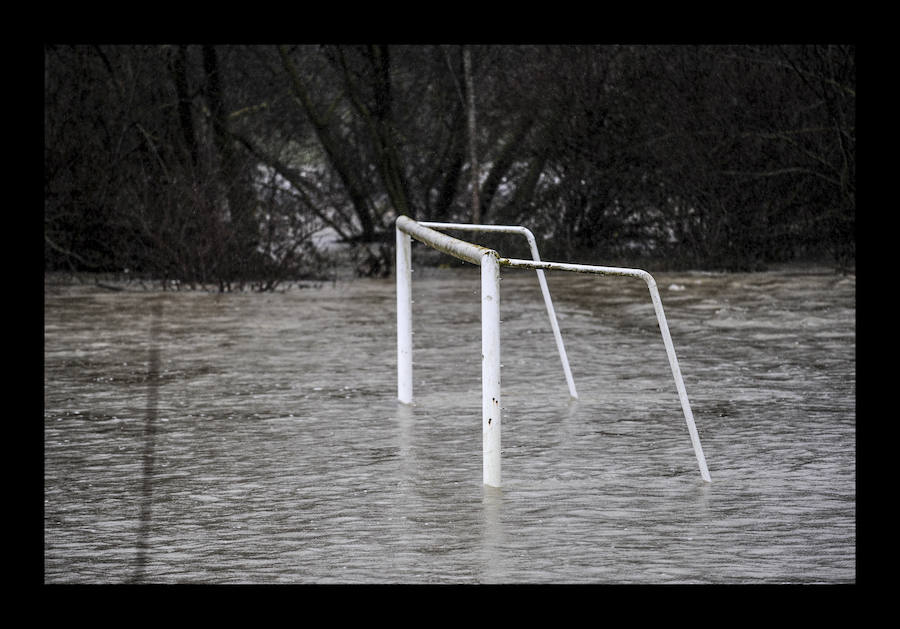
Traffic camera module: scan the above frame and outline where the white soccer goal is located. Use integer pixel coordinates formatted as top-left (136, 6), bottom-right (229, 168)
top-left (395, 215), bottom-right (711, 487)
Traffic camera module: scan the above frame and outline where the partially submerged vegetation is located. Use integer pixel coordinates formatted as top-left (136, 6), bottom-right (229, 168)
top-left (45, 45), bottom-right (855, 288)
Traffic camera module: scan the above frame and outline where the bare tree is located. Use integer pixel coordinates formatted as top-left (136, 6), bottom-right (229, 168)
top-left (46, 44), bottom-right (855, 282)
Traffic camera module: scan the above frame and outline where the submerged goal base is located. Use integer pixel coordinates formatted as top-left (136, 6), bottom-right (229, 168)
top-left (396, 215), bottom-right (711, 487)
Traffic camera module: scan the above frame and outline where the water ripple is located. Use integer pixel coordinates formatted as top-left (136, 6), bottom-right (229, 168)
top-left (44, 268), bottom-right (855, 583)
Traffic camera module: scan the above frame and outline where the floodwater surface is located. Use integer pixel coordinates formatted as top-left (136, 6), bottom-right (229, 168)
top-left (43, 264), bottom-right (855, 583)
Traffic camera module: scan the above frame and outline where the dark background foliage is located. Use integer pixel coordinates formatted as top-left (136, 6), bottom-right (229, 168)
top-left (44, 44), bottom-right (855, 287)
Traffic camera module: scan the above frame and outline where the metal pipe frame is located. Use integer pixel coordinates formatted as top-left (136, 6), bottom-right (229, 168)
top-left (421, 221), bottom-right (577, 399)
top-left (500, 257), bottom-right (711, 483)
top-left (396, 215), bottom-right (711, 485)
top-left (396, 217), bottom-right (502, 486)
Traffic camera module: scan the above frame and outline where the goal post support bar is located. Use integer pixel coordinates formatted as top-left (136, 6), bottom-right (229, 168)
top-left (501, 257), bottom-right (711, 483)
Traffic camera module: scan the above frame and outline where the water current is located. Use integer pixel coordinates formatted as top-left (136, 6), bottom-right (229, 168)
top-left (43, 263), bottom-right (855, 583)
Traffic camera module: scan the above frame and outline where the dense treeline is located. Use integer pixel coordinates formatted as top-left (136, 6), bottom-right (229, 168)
top-left (44, 44), bottom-right (855, 287)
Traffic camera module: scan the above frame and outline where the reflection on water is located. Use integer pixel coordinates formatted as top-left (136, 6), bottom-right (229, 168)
top-left (44, 265), bottom-right (855, 583)
top-left (133, 299), bottom-right (162, 582)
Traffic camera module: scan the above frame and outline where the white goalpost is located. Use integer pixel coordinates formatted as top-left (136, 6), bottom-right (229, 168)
top-left (395, 215), bottom-right (711, 487)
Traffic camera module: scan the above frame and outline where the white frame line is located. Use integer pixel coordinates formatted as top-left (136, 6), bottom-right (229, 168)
top-left (396, 215), bottom-right (711, 486)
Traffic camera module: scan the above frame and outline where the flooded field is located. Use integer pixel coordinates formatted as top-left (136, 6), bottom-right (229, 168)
top-left (43, 263), bottom-right (855, 583)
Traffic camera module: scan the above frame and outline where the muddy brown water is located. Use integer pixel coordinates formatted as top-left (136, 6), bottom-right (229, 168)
top-left (43, 265), bottom-right (855, 583)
